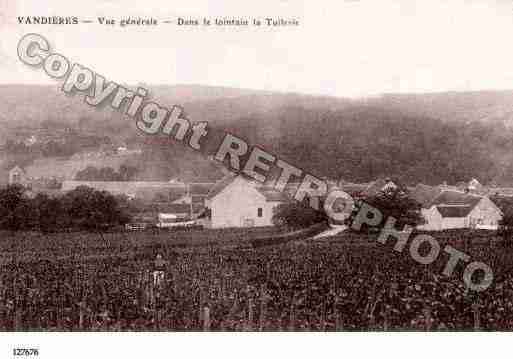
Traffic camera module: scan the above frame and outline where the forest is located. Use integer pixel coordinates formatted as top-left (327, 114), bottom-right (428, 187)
top-left (3, 85), bottom-right (513, 186)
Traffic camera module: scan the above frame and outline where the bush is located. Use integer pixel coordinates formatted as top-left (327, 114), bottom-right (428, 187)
top-left (350, 187), bottom-right (423, 230)
top-left (272, 201), bottom-right (327, 229)
top-left (0, 184), bottom-right (132, 232)
top-left (0, 185), bottom-right (35, 231)
top-left (62, 186), bottom-right (131, 230)
top-left (498, 210), bottom-right (513, 246)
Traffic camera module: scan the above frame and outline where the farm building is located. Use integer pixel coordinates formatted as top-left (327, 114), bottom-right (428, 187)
top-left (8, 165), bottom-right (26, 185)
top-left (206, 175), bottom-right (290, 228)
top-left (412, 184), bottom-right (502, 231)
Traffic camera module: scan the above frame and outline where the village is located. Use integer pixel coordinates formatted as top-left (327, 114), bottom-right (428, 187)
top-left (3, 161), bottom-right (509, 232)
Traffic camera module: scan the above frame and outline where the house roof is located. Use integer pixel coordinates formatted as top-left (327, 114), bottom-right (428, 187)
top-left (430, 190), bottom-right (484, 218)
top-left (436, 204), bottom-right (474, 218)
top-left (257, 186), bottom-right (290, 202)
top-left (431, 190), bottom-right (482, 208)
top-left (9, 165), bottom-right (25, 173)
top-left (205, 174), bottom-right (238, 200)
top-left (131, 203), bottom-right (203, 216)
top-left (206, 175), bottom-right (289, 202)
top-left (410, 185), bottom-right (484, 212)
top-left (147, 203), bottom-right (203, 214)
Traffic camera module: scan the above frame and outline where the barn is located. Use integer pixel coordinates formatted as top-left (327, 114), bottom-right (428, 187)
top-left (206, 175), bottom-right (289, 228)
top-left (412, 184), bottom-right (502, 231)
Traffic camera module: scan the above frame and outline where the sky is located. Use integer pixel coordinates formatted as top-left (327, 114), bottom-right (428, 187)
top-left (1, 0), bottom-right (513, 97)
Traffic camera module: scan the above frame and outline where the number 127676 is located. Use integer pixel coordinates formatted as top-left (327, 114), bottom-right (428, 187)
top-left (13, 348), bottom-right (39, 356)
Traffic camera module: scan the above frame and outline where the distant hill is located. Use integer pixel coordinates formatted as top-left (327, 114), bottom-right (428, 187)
top-left (0, 84), bottom-right (352, 133)
top-left (374, 91), bottom-right (513, 126)
top-left (4, 84), bottom-right (513, 136)
top-left (3, 84), bottom-right (513, 185)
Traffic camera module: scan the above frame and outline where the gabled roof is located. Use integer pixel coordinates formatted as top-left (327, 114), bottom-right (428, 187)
top-left (205, 174), bottom-right (238, 200)
top-left (431, 190), bottom-right (482, 208)
top-left (436, 204), bottom-right (474, 218)
top-left (206, 175), bottom-right (289, 202)
top-left (257, 186), bottom-right (290, 202)
top-left (9, 165), bottom-right (25, 173)
top-left (430, 190), bottom-right (484, 218)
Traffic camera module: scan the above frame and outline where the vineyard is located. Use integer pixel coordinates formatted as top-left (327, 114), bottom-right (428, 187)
top-left (0, 229), bottom-right (512, 331)
top-left (0, 226), bottom-right (288, 264)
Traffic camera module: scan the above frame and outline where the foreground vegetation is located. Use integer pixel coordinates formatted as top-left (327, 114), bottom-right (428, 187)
top-left (0, 184), bottom-right (131, 232)
top-left (0, 226), bottom-right (288, 264)
top-left (0, 230), bottom-right (511, 331)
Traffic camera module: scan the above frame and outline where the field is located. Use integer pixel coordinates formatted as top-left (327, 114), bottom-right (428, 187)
top-left (24, 154), bottom-right (130, 180)
top-left (0, 226), bottom-right (287, 264)
top-left (0, 228), bottom-right (512, 331)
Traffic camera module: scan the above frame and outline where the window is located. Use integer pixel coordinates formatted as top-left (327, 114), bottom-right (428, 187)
top-left (257, 208), bottom-right (263, 217)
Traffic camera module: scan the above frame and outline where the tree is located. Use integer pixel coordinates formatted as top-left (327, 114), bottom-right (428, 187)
top-left (0, 185), bottom-right (33, 231)
top-left (272, 200), bottom-right (327, 229)
top-left (490, 194), bottom-right (513, 214)
top-left (33, 193), bottom-right (64, 233)
top-left (351, 186), bottom-right (423, 230)
top-left (498, 209), bottom-right (513, 247)
top-left (62, 186), bottom-right (131, 230)
top-left (0, 184), bottom-right (132, 233)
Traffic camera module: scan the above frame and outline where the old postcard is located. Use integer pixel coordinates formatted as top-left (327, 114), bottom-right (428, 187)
top-left (0, 0), bottom-right (512, 358)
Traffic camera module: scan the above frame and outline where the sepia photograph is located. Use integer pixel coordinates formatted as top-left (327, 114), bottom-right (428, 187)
top-left (1, 0), bottom-right (513, 358)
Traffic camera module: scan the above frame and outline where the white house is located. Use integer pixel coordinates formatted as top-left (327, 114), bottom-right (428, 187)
top-left (412, 185), bottom-right (502, 231)
top-left (206, 175), bottom-right (289, 228)
top-left (8, 166), bottom-right (26, 185)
